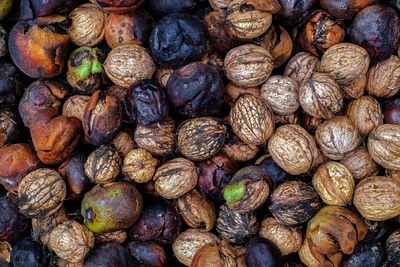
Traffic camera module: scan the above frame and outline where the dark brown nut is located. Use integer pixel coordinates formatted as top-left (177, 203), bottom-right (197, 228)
top-left (0, 110), bottom-right (19, 147)
top-left (134, 117), bottom-right (176, 157)
top-left (0, 144), bottom-right (40, 194)
top-left (346, 95), bottom-right (383, 136)
top-left (58, 259), bottom-right (83, 267)
top-left (110, 130), bottom-right (136, 157)
top-left (340, 74), bottom-right (366, 99)
top-left (366, 55), bottom-right (400, 98)
top-left (319, 0), bottom-right (375, 20)
top-left (127, 241), bottom-right (166, 267)
top-left (153, 158), bottom-right (199, 199)
top-left (386, 229), bottom-right (400, 262)
top-left (177, 117), bottom-right (226, 161)
top-left (300, 113), bottom-right (324, 134)
top-left (103, 44), bottom-right (155, 88)
top-left (175, 189), bottom-right (216, 232)
top-left (84, 145), bottom-right (121, 184)
top-left (0, 26), bottom-right (7, 58)
top-left (49, 220), bottom-right (95, 263)
top-left (367, 124), bottom-right (400, 170)
top-left (18, 168), bottom-right (66, 218)
top-left (306, 206), bottom-right (368, 255)
top-left (83, 90), bottom-right (122, 146)
top-left (191, 239), bottom-right (237, 267)
top-left (62, 95), bottom-right (91, 124)
top-left (224, 44), bottom-right (273, 88)
top-left (274, 113), bottom-right (299, 125)
top-left (106, 85), bottom-right (128, 104)
top-left (0, 241), bottom-right (10, 262)
top-left (299, 238), bottom-right (342, 267)
top-left (353, 176), bottom-right (400, 221)
top-left (224, 83), bottom-right (260, 107)
top-left (269, 181), bottom-right (321, 226)
top-left (320, 43), bottom-right (370, 85)
top-left (315, 116), bottom-right (361, 160)
top-left (67, 4), bottom-right (106, 46)
top-left (284, 52), bottom-right (320, 86)
top-left (172, 229), bottom-right (219, 266)
top-left (259, 217), bottom-right (302, 256)
top-left (312, 161), bottom-right (354, 206)
top-left (268, 124), bottom-right (321, 175)
top-left (230, 94), bottom-right (274, 145)
top-left (209, 0), bottom-right (232, 10)
top-left (261, 75), bottom-right (299, 115)
top-left (216, 204), bottom-right (259, 245)
top-left (299, 72), bottom-right (343, 119)
top-left (222, 131), bottom-right (260, 162)
top-left (122, 149), bottom-right (157, 183)
top-left (223, 166), bottom-right (271, 214)
top-left (155, 67), bottom-right (174, 88)
top-left (340, 147), bottom-right (379, 180)
top-left (95, 230), bottom-right (127, 244)
top-left (19, 80), bottom-right (69, 128)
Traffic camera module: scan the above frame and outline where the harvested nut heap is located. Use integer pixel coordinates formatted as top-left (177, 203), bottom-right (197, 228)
top-left (0, 0), bottom-right (400, 266)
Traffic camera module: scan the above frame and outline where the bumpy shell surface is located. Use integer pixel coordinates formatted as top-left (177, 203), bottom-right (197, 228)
top-left (122, 149), bottom-right (157, 183)
top-left (18, 168), bottom-right (66, 218)
top-left (110, 130), bottom-right (136, 157)
top-left (209, 0), bottom-right (232, 10)
top-left (366, 55), bottom-right (400, 98)
top-left (320, 43), bottom-right (370, 85)
top-left (230, 94), bottom-right (274, 145)
top-left (261, 75), bottom-right (300, 115)
top-left (222, 132), bottom-right (259, 162)
top-left (340, 147), bottom-right (379, 180)
top-left (353, 176), bottom-right (400, 221)
top-left (284, 52), bottom-right (320, 85)
top-left (104, 44), bottom-right (155, 88)
top-left (340, 74), bottom-right (366, 99)
top-left (62, 95), bottom-right (91, 123)
top-left (268, 124), bottom-right (320, 175)
top-left (224, 44), bottom-right (273, 88)
top-left (315, 116), bottom-right (361, 160)
top-left (153, 158), bottom-right (199, 199)
top-left (299, 72), bottom-right (342, 119)
top-left (367, 124), bottom-right (400, 170)
top-left (95, 230), bottom-right (127, 244)
top-left (84, 145), bottom-right (121, 184)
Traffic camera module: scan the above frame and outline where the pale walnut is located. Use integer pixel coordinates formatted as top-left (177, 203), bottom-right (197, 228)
top-left (84, 145), bottom-right (121, 184)
top-left (340, 147), bottom-right (379, 180)
top-left (340, 75), bottom-right (366, 99)
top-left (123, 149), bottom-right (158, 183)
top-left (209, 0), bottom-right (232, 10)
top-left (284, 52), bottom-right (320, 86)
top-left (366, 55), bottom-right (400, 98)
top-left (224, 83), bottom-right (260, 107)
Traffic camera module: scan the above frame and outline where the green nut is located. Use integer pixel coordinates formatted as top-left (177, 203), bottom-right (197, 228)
top-left (223, 181), bottom-right (246, 204)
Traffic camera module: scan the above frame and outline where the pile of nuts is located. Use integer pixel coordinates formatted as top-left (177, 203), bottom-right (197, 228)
top-left (0, 0), bottom-right (400, 266)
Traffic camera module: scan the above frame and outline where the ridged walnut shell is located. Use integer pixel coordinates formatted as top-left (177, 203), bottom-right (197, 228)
top-left (366, 55), bottom-right (400, 98)
top-left (340, 74), bottom-right (366, 99)
top-left (209, 0), bottom-right (232, 10)
top-left (367, 124), bottom-right (400, 170)
top-left (312, 161), bottom-right (354, 206)
top-left (268, 124), bottom-right (321, 175)
top-left (153, 158), bottom-right (199, 199)
top-left (259, 217), bottom-right (302, 256)
top-left (261, 75), bottom-right (299, 115)
top-left (84, 145), bottom-right (121, 184)
top-left (49, 220), bottom-right (95, 263)
top-left (298, 235), bottom-right (342, 267)
top-left (299, 72), bottom-right (343, 119)
top-left (353, 176), bottom-right (400, 221)
top-left (346, 95), bottom-right (383, 136)
top-left (230, 94), bottom-right (274, 145)
top-left (224, 83), bottom-right (260, 107)
top-left (0, 241), bottom-right (10, 263)
top-left (320, 43), bottom-right (370, 85)
top-left (340, 147), bottom-right (379, 180)
top-left (103, 44), bottom-right (155, 88)
top-left (284, 52), bottom-right (320, 86)
top-left (222, 131), bottom-right (260, 162)
top-left (95, 230), bottom-right (127, 244)
top-left (315, 116), bottom-right (361, 160)
top-left (122, 149), bottom-right (157, 183)
top-left (191, 239), bottom-right (237, 267)
top-left (18, 168), bottom-right (66, 218)
top-left (224, 44), bottom-right (273, 88)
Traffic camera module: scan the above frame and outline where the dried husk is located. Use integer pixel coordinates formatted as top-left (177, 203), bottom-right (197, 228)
top-left (155, 67), bottom-right (174, 88)
top-left (298, 238), bottom-right (342, 267)
top-left (123, 149), bottom-right (158, 183)
top-left (62, 95), bottom-right (91, 123)
top-left (284, 52), bottom-right (320, 86)
top-left (110, 130), bottom-right (136, 157)
top-left (209, 0), bottom-right (233, 10)
top-left (340, 147), bottom-right (379, 180)
top-left (260, 25), bottom-right (293, 68)
top-left (84, 145), bottom-right (121, 184)
top-left (366, 55), bottom-right (400, 98)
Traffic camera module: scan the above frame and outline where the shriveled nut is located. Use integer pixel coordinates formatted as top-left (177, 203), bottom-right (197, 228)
top-left (62, 95), bottom-right (91, 123)
top-left (284, 52), bottom-right (320, 85)
top-left (366, 55), bottom-right (400, 98)
top-left (299, 238), bottom-right (342, 267)
top-left (84, 145), bottom-right (121, 184)
top-left (123, 149), bottom-right (157, 183)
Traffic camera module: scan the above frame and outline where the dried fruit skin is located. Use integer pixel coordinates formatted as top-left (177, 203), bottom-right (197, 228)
top-left (245, 237), bottom-right (283, 267)
top-left (0, 195), bottom-right (27, 242)
top-left (366, 55), bottom-right (400, 98)
top-left (83, 242), bottom-right (135, 267)
top-left (277, 0), bottom-right (317, 28)
top-left (84, 145), bottom-right (121, 184)
top-left (319, 0), bottom-right (375, 20)
top-left (62, 95), bottom-right (91, 125)
top-left (284, 52), bottom-right (320, 86)
top-left (110, 130), bottom-right (136, 157)
top-left (123, 149), bottom-right (157, 183)
top-left (127, 241), bottom-right (167, 267)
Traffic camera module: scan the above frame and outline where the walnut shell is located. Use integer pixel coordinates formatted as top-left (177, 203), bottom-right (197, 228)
top-left (353, 176), bottom-right (400, 221)
top-left (222, 131), bottom-right (260, 162)
top-left (274, 113), bottom-right (299, 125)
top-left (172, 229), bottom-right (219, 266)
top-left (18, 168), bottom-right (66, 218)
top-left (366, 55), bottom-right (400, 98)
top-left (386, 228), bottom-right (400, 259)
top-left (367, 124), bottom-right (400, 170)
top-left (191, 239), bottom-right (237, 267)
top-left (110, 130), bottom-right (136, 157)
top-left (0, 241), bottom-right (10, 262)
top-left (299, 237), bottom-right (342, 267)
top-left (340, 75), bottom-right (366, 99)
top-left (346, 95), bottom-right (383, 135)
top-left (340, 147), bottom-right (379, 180)
top-left (312, 161), bottom-right (354, 206)
top-left (49, 220), bottom-right (95, 263)
top-left (153, 158), bottom-right (199, 199)
top-left (224, 83), bottom-right (260, 107)
top-left (284, 52), bottom-right (320, 86)
top-left (84, 145), bottom-right (121, 184)
top-left (261, 75), bottom-right (300, 115)
top-left (320, 43), bottom-right (370, 85)
top-left (268, 124), bottom-right (321, 175)
top-left (224, 44), bottom-right (273, 88)
top-left (95, 230), bottom-right (127, 244)
top-left (175, 189), bottom-right (216, 231)
top-left (177, 117), bottom-right (226, 161)
top-left (259, 217), bottom-right (302, 256)
top-left (299, 72), bottom-right (343, 119)
top-left (155, 67), bottom-right (174, 88)
top-left (103, 44), bottom-right (155, 88)
top-left (315, 116), bottom-right (361, 160)
top-left (230, 94), bottom-right (274, 145)
top-left (123, 149), bottom-right (157, 183)
top-left (62, 95), bottom-right (91, 123)
top-left (209, 0), bottom-right (232, 10)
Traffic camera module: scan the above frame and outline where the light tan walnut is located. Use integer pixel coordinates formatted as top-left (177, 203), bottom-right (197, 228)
top-left (366, 55), bottom-right (400, 98)
top-left (123, 149), bottom-right (158, 183)
top-left (340, 147), bottom-right (379, 180)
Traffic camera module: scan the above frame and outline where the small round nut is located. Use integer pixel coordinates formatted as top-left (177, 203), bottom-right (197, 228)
top-left (340, 147), bottom-right (379, 180)
top-left (284, 52), bottom-right (320, 86)
top-left (84, 145), bottom-right (121, 184)
top-left (110, 130), bottom-right (136, 157)
top-left (366, 55), bottom-right (400, 98)
top-left (122, 149), bottom-right (157, 183)
top-left (191, 239), bottom-right (237, 267)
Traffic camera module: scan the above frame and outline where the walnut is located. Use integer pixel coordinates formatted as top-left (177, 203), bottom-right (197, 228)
top-left (268, 124), bottom-right (321, 175)
top-left (122, 149), bottom-right (158, 183)
top-left (110, 130), bottom-right (136, 157)
top-left (367, 124), bottom-right (400, 170)
top-left (155, 67), bottom-right (174, 88)
top-left (387, 169), bottom-right (400, 184)
top-left (386, 228), bottom-right (400, 261)
top-left (315, 116), bottom-right (361, 160)
top-left (299, 72), bottom-right (343, 119)
top-left (340, 75), bottom-right (366, 99)
top-left (299, 238), bottom-right (342, 267)
top-left (95, 230), bottom-right (127, 244)
top-left (191, 240), bottom-right (237, 267)
top-left (209, 0), bottom-right (232, 10)
top-left (175, 189), bottom-right (216, 232)
top-left (224, 44), bottom-right (273, 88)
top-left (153, 158), bottom-right (199, 199)
top-left (233, 245), bottom-right (246, 267)
top-left (300, 113), bottom-right (324, 134)
top-left (353, 176), bottom-right (400, 221)
top-left (284, 52), bottom-right (320, 85)
top-left (340, 147), bottom-right (379, 180)
top-left (261, 75), bottom-right (300, 115)
top-left (224, 83), bottom-right (260, 107)
top-left (312, 161), bottom-right (354, 206)
top-left (84, 145), bottom-right (121, 184)
top-left (366, 55), bottom-right (400, 98)
top-left (230, 94), bottom-right (274, 145)
top-left (274, 113), bottom-right (299, 125)
top-left (320, 43), bottom-right (370, 85)
top-left (0, 241), bottom-right (11, 262)
top-left (259, 217), bottom-right (302, 256)
top-left (49, 220), bottom-right (95, 263)
top-left (222, 131), bottom-right (260, 162)
top-left (260, 24), bottom-right (293, 68)
top-left (62, 95), bottom-right (91, 123)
